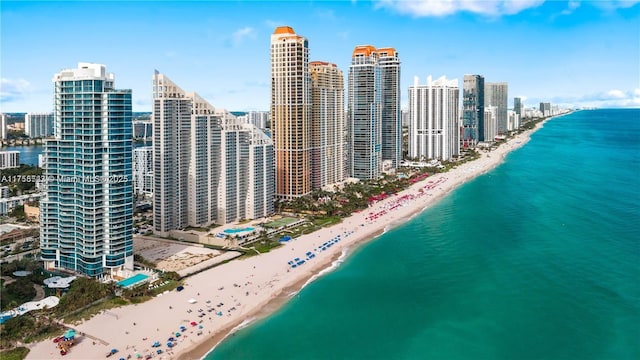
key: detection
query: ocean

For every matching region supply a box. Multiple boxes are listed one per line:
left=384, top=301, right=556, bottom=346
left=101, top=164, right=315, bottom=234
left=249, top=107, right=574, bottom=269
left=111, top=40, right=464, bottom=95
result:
left=206, top=109, right=640, bottom=360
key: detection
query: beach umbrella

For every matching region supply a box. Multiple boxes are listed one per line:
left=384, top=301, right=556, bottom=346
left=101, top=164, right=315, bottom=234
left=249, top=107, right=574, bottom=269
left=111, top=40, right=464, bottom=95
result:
left=135, top=354, right=141, bottom=359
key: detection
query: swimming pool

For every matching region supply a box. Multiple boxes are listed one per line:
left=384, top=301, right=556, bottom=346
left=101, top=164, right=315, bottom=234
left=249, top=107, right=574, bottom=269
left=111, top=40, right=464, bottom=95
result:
left=117, top=273, right=150, bottom=288
left=224, top=227, right=255, bottom=234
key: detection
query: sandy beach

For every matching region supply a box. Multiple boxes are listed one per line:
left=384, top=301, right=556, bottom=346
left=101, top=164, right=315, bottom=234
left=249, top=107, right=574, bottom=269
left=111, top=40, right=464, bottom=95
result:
left=25, top=118, right=553, bottom=360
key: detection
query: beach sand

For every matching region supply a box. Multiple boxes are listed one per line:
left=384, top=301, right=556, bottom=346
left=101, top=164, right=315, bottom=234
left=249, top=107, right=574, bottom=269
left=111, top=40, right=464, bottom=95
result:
left=25, top=119, right=552, bottom=360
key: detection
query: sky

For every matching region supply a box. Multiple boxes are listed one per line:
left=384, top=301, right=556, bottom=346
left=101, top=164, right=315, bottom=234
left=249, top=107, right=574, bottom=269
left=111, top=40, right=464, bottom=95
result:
left=1, top=0, right=639, bottom=113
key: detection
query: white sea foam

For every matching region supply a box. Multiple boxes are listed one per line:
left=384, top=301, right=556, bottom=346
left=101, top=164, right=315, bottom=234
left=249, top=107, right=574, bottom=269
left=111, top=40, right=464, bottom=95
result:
left=287, top=247, right=351, bottom=297
left=200, top=317, right=256, bottom=359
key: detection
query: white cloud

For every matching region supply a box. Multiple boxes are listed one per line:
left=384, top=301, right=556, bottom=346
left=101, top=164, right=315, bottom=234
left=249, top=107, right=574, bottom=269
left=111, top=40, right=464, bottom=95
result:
left=551, top=88, right=640, bottom=108
left=606, top=89, right=626, bottom=99
left=561, top=0, right=581, bottom=15
left=231, top=27, right=255, bottom=46
left=0, top=78, right=30, bottom=103
left=374, top=0, right=545, bottom=17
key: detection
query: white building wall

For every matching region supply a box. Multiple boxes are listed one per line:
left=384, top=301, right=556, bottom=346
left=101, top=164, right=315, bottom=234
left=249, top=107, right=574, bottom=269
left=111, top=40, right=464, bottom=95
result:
left=0, top=151, right=20, bottom=169
left=25, top=113, right=54, bottom=138
left=484, top=106, right=498, bottom=142
left=408, top=75, right=459, bottom=161
left=1, top=114, right=7, bottom=140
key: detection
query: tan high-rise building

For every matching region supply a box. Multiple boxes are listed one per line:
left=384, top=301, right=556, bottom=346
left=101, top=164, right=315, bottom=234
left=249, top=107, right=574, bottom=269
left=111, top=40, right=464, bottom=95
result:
left=270, top=26, right=311, bottom=199
left=310, top=61, right=345, bottom=190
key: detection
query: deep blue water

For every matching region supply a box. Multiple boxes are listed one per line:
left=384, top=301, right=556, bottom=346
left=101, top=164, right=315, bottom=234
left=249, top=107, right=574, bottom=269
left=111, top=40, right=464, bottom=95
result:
left=207, top=109, right=640, bottom=360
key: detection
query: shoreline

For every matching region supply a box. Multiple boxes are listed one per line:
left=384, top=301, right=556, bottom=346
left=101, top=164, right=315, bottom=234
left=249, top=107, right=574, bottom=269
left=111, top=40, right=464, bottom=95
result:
left=25, top=115, right=563, bottom=360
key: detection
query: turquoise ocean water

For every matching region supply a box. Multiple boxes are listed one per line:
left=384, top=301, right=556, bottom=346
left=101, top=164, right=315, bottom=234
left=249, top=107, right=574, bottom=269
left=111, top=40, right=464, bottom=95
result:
left=207, top=109, right=640, bottom=360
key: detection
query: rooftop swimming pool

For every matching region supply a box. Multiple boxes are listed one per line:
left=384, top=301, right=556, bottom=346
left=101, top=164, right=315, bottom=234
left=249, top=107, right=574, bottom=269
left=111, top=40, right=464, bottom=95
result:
left=117, top=273, right=150, bottom=288
left=224, top=227, right=255, bottom=234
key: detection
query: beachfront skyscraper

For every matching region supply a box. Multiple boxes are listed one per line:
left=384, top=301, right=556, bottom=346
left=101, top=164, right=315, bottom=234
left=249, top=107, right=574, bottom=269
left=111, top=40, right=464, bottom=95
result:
left=408, top=75, right=460, bottom=161
left=462, top=74, right=485, bottom=147
left=310, top=61, right=345, bottom=189
left=540, top=102, right=551, bottom=117
left=484, top=82, right=508, bottom=135
left=270, top=26, right=311, bottom=199
left=514, top=97, right=523, bottom=118
left=484, top=105, right=498, bottom=142
left=377, top=48, right=401, bottom=170
left=153, top=72, right=274, bottom=235
left=152, top=72, right=192, bottom=235
left=24, top=113, right=54, bottom=138
left=216, top=112, right=275, bottom=224
left=348, top=45, right=381, bottom=180
left=41, top=63, right=133, bottom=277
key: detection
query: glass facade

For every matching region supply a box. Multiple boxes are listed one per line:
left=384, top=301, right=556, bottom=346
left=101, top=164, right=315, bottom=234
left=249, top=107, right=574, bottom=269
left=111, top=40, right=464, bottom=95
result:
left=41, top=63, right=133, bottom=277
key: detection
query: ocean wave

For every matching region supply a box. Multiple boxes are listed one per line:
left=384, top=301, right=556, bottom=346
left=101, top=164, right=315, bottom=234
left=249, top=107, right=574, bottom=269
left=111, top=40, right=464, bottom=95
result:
left=291, top=247, right=350, bottom=295
left=200, top=317, right=256, bottom=359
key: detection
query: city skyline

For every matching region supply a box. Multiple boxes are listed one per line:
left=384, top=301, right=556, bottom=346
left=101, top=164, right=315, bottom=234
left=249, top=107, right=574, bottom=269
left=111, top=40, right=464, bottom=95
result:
left=1, top=0, right=639, bottom=113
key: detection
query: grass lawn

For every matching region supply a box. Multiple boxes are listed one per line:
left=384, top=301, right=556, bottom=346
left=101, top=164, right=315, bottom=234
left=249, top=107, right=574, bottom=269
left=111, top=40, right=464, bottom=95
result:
left=0, top=347, right=29, bottom=360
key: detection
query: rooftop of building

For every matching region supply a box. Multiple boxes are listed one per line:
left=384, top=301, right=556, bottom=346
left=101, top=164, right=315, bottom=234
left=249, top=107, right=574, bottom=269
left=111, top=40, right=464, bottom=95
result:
left=273, top=26, right=295, bottom=35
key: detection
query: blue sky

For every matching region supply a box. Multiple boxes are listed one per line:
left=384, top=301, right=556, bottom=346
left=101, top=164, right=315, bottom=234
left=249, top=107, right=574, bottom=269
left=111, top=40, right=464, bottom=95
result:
left=1, top=0, right=638, bottom=112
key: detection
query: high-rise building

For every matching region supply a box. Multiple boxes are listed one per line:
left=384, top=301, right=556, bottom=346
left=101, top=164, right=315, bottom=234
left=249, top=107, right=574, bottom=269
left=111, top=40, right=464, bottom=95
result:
left=133, top=120, right=152, bottom=139
left=0, top=114, right=7, bottom=140
left=24, top=113, right=54, bottom=138
left=270, top=26, right=311, bottom=199
left=153, top=72, right=274, bottom=235
left=401, top=109, right=409, bottom=128
left=540, top=102, right=551, bottom=117
left=484, top=105, right=498, bottom=142
left=514, top=97, right=523, bottom=118
left=133, top=146, right=153, bottom=196
left=247, top=111, right=269, bottom=130
left=507, top=110, right=520, bottom=131
left=377, top=48, right=401, bottom=170
left=484, top=82, right=508, bottom=135
left=408, top=75, right=460, bottom=161
left=152, top=72, right=192, bottom=235
left=462, top=74, right=485, bottom=147
left=348, top=45, right=381, bottom=180
left=310, top=61, right=345, bottom=189
left=243, top=123, right=275, bottom=221
left=41, top=62, right=133, bottom=277
left=216, top=115, right=275, bottom=223
left=0, top=151, right=20, bottom=169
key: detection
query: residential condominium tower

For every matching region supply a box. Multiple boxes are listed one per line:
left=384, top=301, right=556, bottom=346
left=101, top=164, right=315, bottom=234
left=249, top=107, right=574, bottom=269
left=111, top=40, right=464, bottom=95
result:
left=377, top=48, right=401, bottom=170
left=153, top=72, right=274, bottom=235
left=24, top=113, right=54, bottom=138
left=462, top=74, right=485, bottom=147
left=216, top=115, right=275, bottom=223
left=514, top=97, right=523, bottom=118
left=270, top=26, right=311, bottom=199
left=133, top=146, right=153, bottom=196
left=41, top=62, right=133, bottom=277
left=484, top=105, right=498, bottom=142
left=484, top=82, right=508, bottom=135
left=310, top=61, right=345, bottom=189
left=348, top=45, right=381, bottom=180
left=408, top=76, right=460, bottom=161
